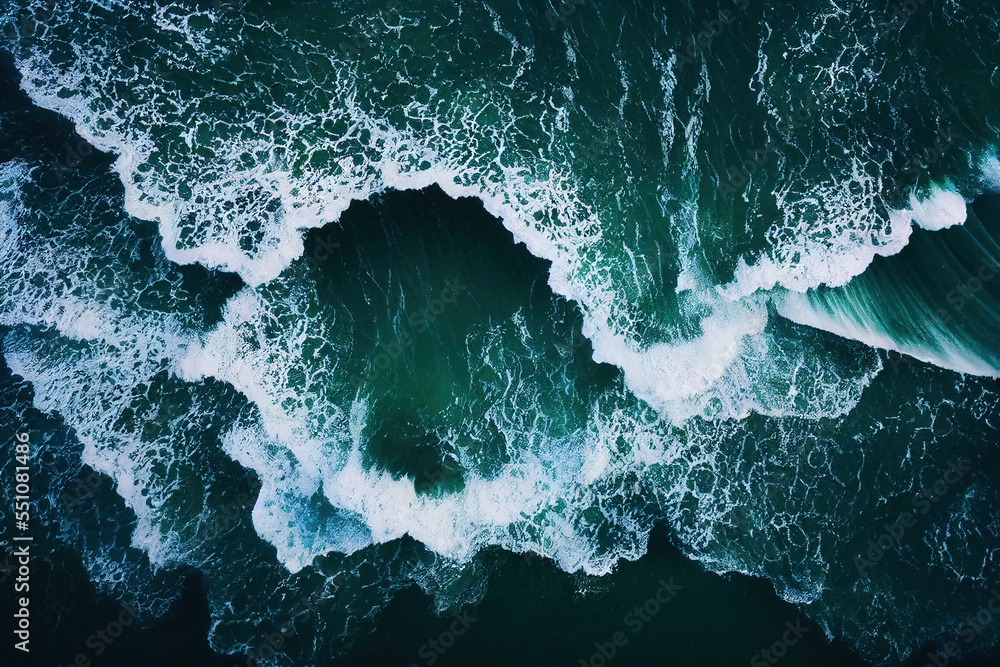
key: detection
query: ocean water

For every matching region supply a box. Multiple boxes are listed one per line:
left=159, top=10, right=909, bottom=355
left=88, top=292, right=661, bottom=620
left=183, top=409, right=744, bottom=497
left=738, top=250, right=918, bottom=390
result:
left=1, top=1, right=999, bottom=666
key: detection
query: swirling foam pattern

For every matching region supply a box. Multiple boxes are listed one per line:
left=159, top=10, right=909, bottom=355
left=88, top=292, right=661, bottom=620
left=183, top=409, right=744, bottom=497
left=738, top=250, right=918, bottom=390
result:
left=1, top=0, right=999, bottom=664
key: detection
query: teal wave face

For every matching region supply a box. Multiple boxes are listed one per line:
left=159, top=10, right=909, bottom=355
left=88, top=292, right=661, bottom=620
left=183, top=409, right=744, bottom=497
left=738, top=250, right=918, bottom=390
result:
left=781, top=192, right=1000, bottom=376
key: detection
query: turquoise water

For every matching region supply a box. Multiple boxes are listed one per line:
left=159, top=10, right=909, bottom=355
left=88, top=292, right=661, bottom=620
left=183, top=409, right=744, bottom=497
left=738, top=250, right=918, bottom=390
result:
left=1, top=1, right=999, bottom=665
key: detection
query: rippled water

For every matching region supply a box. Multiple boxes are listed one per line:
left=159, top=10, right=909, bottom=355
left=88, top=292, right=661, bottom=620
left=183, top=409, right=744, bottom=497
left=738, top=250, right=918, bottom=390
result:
left=1, top=1, right=999, bottom=665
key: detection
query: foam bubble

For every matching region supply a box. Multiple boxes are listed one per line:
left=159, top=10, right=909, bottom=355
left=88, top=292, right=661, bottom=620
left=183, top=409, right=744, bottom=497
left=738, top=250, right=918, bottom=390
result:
left=721, top=163, right=918, bottom=298
left=904, top=186, right=967, bottom=231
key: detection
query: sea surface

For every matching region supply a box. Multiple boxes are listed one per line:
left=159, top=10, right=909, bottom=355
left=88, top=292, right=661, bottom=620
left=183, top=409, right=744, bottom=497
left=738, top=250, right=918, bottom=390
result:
left=1, top=1, right=999, bottom=666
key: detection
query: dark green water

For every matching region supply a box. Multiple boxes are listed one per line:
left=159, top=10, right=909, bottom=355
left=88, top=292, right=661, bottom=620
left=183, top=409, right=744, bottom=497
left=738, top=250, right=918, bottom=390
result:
left=1, top=1, right=999, bottom=666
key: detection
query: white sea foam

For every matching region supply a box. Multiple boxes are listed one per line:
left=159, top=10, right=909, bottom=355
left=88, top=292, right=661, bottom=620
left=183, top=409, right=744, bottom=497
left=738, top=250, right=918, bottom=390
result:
left=982, top=154, right=1000, bottom=191
left=212, top=386, right=667, bottom=575
left=722, top=173, right=970, bottom=300
left=177, top=280, right=667, bottom=575
left=770, top=182, right=998, bottom=378
left=5, top=7, right=1000, bottom=664
left=0, top=28, right=912, bottom=605
left=904, top=187, right=967, bottom=231
left=9, top=0, right=898, bottom=435
left=2, top=13, right=887, bottom=594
